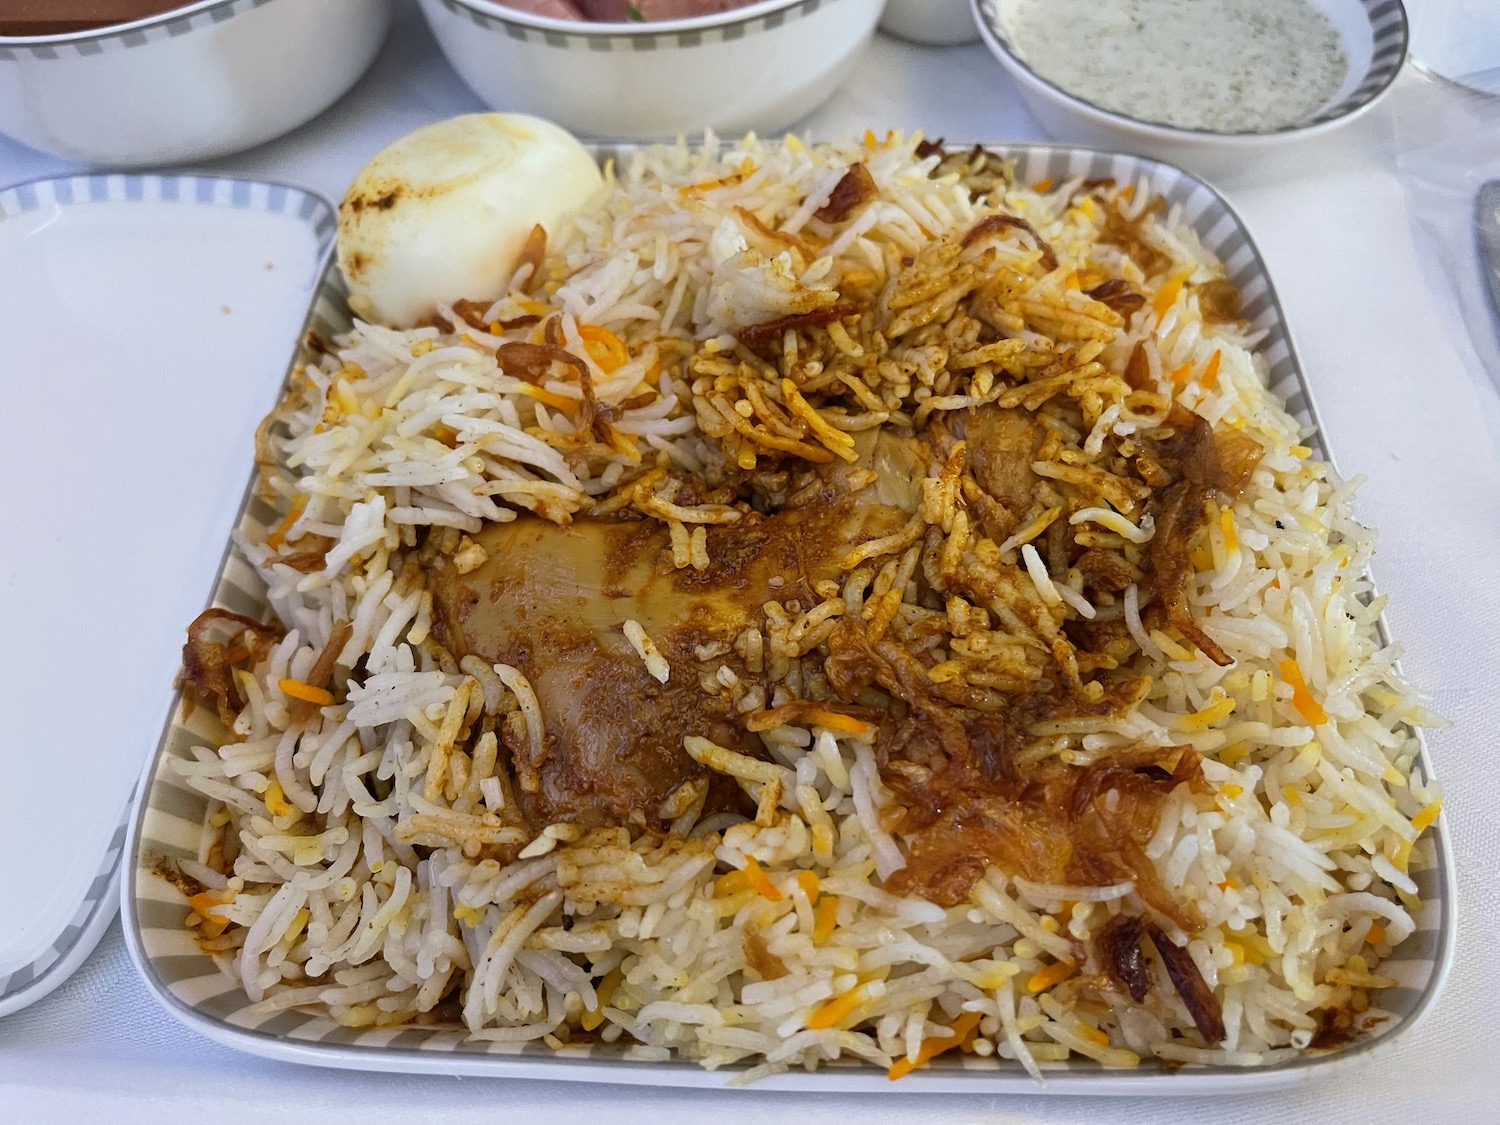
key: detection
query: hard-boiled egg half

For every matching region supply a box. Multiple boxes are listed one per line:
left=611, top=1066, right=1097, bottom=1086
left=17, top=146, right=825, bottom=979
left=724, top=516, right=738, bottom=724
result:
left=337, top=113, right=603, bottom=328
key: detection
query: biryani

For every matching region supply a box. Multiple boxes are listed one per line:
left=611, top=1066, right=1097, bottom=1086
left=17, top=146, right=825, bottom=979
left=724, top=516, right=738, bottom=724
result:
left=169, top=131, right=1445, bottom=1081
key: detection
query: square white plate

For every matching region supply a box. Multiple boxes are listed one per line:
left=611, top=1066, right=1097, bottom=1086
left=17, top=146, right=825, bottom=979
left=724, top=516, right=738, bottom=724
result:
left=121, top=144, right=1455, bottom=1092
left=0, top=173, right=333, bottom=1017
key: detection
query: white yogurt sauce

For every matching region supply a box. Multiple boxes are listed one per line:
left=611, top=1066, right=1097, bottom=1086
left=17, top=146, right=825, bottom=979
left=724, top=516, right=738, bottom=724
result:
left=1003, top=0, right=1349, bottom=133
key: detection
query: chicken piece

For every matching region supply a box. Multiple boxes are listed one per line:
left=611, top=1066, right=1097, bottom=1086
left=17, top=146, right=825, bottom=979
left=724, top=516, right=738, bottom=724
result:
left=856, top=426, right=928, bottom=512
left=427, top=435, right=923, bottom=830
left=1149, top=479, right=1225, bottom=663
left=884, top=732, right=1207, bottom=929
left=947, top=406, right=1047, bottom=542
left=1142, top=411, right=1263, bottom=667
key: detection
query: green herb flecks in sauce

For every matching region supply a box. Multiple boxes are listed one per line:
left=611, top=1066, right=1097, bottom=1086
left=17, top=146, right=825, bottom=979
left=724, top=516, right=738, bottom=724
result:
left=1004, top=0, right=1349, bottom=133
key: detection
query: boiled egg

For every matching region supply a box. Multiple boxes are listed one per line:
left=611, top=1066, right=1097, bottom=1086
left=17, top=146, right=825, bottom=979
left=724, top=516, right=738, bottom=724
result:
left=337, top=113, right=603, bottom=328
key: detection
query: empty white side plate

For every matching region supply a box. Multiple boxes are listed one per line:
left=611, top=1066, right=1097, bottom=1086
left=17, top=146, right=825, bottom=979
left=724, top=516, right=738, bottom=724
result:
left=0, top=174, right=334, bottom=1017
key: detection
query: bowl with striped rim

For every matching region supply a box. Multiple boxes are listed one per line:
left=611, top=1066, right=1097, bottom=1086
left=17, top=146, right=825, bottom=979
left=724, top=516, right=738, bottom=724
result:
left=971, top=0, right=1409, bottom=177
left=415, top=0, right=883, bottom=141
left=0, top=0, right=393, bottom=167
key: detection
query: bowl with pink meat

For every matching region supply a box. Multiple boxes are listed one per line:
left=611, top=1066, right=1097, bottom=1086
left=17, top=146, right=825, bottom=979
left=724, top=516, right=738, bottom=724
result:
left=415, top=0, right=884, bottom=140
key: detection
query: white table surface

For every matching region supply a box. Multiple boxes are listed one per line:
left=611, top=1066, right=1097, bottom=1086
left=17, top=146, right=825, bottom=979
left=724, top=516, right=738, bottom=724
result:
left=2, top=3, right=1498, bottom=1121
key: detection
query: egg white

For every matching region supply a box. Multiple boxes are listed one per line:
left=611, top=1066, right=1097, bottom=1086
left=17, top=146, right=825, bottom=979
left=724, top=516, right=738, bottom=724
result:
left=337, top=113, right=603, bottom=328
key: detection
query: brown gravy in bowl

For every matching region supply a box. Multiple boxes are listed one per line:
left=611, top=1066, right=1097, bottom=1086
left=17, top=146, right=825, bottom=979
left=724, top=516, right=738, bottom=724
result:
left=0, top=1, right=192, bottom=36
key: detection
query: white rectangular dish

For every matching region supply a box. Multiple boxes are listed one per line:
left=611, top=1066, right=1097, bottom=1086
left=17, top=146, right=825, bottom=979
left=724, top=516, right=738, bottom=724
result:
left=121, top=143, right=1455, bottom=1093
left=0, top=172, right=334, bottom=1017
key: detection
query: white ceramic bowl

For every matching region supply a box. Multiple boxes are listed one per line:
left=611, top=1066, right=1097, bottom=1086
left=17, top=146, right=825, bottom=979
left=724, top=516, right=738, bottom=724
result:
left=0, top=0, right=393, bottom=167
left=880, top=0, right=978, bottom=47
left=971, top=0, right=1409, bottom=176
left=416, top=0, right=883, bottom=141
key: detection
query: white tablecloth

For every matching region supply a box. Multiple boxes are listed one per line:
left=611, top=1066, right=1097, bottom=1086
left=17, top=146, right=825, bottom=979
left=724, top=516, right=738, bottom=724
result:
left=3, top=4, right=1498, bottom=1121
